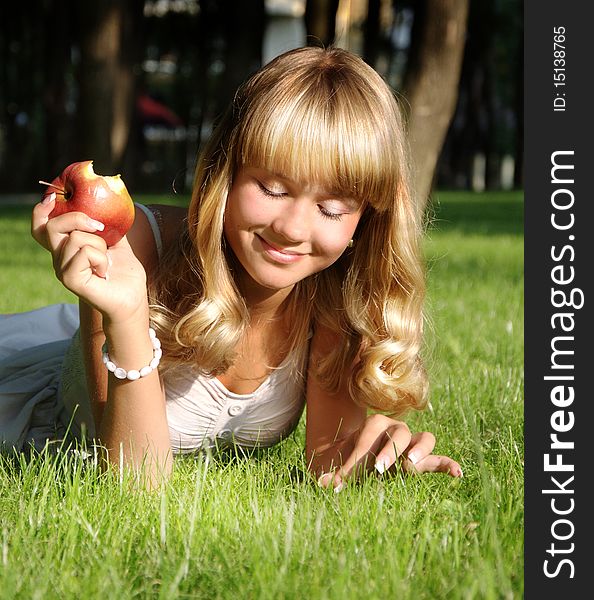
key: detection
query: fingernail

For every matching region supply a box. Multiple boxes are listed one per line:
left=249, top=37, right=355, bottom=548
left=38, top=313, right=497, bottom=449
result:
left=407, top=451, right=420, bottom=465
left=41, top=192, right=56, bottom=205
left=87, top=219, right=105, bottom=231
left=374, top=458, right=387, bottom=474
left=456, top=468, right=463, bottom=478
left=317, top=472, right=333, bottom=488
left=334, top=482, right=345, bottom=493
left=106, top=251, right=113, bottom=268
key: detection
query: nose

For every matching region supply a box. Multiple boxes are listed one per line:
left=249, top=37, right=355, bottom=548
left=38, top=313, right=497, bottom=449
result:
left=270, top=200, right=311, bottom=243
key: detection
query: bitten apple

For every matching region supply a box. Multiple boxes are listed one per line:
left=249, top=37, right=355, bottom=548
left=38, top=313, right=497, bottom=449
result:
left=39, top=160, right=135, bottom=247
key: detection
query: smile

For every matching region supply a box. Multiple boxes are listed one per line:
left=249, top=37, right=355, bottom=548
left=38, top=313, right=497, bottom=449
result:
left=256, top=235, right=306, bottom=264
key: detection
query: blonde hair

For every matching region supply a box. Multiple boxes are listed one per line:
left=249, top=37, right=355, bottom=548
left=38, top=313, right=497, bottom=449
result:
left=149, top=46, right=427, bottom=416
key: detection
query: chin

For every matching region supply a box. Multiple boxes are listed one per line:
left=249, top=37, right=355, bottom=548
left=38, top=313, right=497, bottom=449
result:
left=252, top=273, right=300, bottom=291
left=244, top=264, right=305, bottom=292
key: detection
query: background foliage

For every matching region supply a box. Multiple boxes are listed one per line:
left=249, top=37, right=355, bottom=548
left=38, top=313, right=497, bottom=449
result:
left=0, top=0, right=522, bottom=197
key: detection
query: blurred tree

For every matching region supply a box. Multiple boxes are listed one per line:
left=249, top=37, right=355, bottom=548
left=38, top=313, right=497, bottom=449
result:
left=0, top=2, right=53, bottom=191
left=0, top=0, right=520, bottom=196
left=402, top=0, right=469, bottom=207
left=76, top=0, right=145, bottom=174
left=363, top=0, right=381, bottom=66
left=41, top=1, right=75, bottom=181
left=436, top=0, right=522, bottom=191
left=305, top=0, right=340, bottom=46
left=215, top=0, right=266, bottom=119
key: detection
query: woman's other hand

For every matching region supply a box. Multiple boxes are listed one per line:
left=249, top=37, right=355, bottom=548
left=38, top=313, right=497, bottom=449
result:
left=316, top=414, right=462, bottom=491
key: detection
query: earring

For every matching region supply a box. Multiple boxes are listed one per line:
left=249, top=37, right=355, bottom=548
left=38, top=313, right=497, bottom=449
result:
left=347, top=239, right=354, bottom=248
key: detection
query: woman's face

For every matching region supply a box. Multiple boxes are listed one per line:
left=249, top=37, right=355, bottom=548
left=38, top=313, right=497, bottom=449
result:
left=223, top=167, right=363, bottom=296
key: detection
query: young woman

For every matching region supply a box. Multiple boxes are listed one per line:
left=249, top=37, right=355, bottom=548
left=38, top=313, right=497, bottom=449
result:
left=2, top=46, right=461, bottom=488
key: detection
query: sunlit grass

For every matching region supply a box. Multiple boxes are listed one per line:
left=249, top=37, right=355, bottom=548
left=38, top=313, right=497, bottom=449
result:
left=0, top=190, right=523, bottom=599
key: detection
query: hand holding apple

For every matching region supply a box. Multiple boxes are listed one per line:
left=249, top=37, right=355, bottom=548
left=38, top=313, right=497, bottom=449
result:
left=32, top=183, right=148, bottom=323
left=39, top=160, right=135, bottom=247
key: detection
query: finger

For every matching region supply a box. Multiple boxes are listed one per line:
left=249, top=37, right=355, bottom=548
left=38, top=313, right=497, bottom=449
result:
left=373, top=422, right=415, bottom=474
left=45, top=211, right=105, bottom=254
left=404, top=454, right=463, bottom=477
left=31, top=193, right=57, bottom=249
left=317, top=472, right=337, bottom=490
left=336, top=415, right=411, bottom=486
left=59, top=244, right=111, bottom=291
left=58, top=233, right=109, bottom=279
left=59, top=229, right=108, bottom=262
left=402, top=431, right=436, bottom=467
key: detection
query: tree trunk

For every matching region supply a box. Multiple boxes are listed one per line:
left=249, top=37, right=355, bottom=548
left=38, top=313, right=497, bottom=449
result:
left=76, top=0, right=143, bottom=175
left=403, top=0, right=469, bottom=209
left=305, top=0, right=340, bottom=46
left=43, top=0, right=76, bottom=179
left=216, top=0, right=266, bottom=119
left=363, top=0, right=381, bottom=66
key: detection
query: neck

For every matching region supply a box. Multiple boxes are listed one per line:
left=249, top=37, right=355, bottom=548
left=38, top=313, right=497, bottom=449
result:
left=243, top=284, right=295, bottom=322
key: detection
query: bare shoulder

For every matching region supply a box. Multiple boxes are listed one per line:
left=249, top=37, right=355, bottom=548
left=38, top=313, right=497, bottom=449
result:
left=127, top=203, right=187, bottom=276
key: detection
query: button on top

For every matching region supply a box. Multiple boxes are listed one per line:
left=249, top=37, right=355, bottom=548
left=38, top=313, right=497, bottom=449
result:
left=228, top=404, right=243, bottom=416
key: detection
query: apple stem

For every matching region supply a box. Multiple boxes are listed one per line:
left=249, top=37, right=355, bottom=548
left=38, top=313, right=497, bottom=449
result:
left=38, top=180, right=65, bottom=194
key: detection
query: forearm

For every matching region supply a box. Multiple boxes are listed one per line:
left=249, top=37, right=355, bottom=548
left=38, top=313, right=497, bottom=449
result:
left=98, top=307, right=172, bottom=484
left=305, top=325, right=368, bottom=478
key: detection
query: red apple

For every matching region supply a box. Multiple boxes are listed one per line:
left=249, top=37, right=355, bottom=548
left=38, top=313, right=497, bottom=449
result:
left=39, top=160, right=135, bottom=247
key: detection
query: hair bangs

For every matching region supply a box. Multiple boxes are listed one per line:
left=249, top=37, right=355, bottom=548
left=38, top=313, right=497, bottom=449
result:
left=236, top=76, right=400, bottom=211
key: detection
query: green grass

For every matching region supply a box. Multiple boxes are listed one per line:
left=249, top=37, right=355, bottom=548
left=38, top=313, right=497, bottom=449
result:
left=0, top=190, right=524, bottom=599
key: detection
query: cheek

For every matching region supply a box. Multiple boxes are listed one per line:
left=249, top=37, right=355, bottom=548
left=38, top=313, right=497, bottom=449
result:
left=327, top=217, right=360, bottom=247
left=226, top=194, right=267, bottom=230
left=322, top=238, right=348, bottom=257
left=315, top=226, right=357, bottom=261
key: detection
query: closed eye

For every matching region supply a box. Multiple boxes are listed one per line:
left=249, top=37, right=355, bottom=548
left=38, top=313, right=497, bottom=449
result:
left=318, top=206, right=343, bottom=221
left=257, top=181, right=287, bottom=198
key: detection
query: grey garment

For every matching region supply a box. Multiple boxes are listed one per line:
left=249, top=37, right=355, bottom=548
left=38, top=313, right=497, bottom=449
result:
left=0, top=304, right=79, bottom=453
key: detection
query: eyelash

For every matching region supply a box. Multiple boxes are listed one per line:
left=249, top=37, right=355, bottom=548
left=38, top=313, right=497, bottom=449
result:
left=258, top=182, right=286, bottom=198
left=318, top=208, right=343, bottom=221
left=257, top=181, right=343, bottom=221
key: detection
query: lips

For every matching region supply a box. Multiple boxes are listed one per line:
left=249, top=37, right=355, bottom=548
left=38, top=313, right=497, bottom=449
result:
left=257, top=235, right=306, bottom=264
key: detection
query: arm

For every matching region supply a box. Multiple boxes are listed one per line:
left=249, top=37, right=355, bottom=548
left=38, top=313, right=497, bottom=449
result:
left=32, top=198, right=176, bottom=486
left=305, top=326, right=366, bottom=474
left=79, top=203, right=162, bottom=433
left=306, top=326, right=462, bottom=490
left=96, top=205, right=174, bottom=484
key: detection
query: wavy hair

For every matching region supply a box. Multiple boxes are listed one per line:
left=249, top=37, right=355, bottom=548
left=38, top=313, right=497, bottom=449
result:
left=149, top=46, right=428, bottom=415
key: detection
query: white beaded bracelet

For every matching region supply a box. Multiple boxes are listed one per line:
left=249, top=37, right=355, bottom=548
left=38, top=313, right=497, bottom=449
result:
left=102, top=327, right=162, bottom=381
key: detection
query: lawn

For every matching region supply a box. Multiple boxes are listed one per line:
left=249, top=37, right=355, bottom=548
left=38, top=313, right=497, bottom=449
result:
left=0, top=190, right=524, bottom=599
